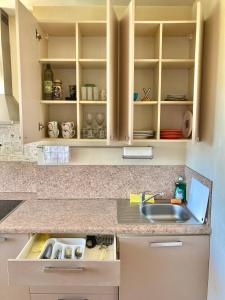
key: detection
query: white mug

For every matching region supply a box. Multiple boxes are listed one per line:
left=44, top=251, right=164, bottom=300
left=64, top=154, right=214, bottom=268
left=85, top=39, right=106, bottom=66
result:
left=100, top=89, right=107, bottom=101
left=61, top=122, right=75, bottom=139
left=48, top=121, right=59, bottom=138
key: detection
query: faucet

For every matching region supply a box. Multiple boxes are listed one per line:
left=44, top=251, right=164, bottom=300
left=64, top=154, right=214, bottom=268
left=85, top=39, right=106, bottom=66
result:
left=140, top=191, right=164, bottom=207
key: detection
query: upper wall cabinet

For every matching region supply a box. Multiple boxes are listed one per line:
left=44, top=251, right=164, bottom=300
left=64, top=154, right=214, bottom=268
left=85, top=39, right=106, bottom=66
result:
left=119, top=0, right=203, bottom=144
left=15, top=0, right=118, bottom=145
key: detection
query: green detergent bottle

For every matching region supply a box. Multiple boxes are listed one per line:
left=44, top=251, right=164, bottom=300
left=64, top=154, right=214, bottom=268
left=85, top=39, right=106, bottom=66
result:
left=174, top=176, right=186, bottom=202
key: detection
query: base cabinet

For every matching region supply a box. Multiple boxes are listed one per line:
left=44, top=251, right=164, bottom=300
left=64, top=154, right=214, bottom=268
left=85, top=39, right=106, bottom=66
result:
left=0, top=234, right=30, bottom=300
left=119, top=235, right=209, bottom=300
left=31, top=294, right=117, bottom=300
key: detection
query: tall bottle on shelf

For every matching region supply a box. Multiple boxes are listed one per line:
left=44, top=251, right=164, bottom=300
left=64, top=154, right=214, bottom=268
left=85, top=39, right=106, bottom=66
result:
left=43, top=64, right=54, bottom=100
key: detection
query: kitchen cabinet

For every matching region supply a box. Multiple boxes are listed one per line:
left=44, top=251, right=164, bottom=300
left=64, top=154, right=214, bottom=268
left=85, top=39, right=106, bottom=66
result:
left=119, top=235, right=209, bottom=300
left=30, top=294, right=117, bottom=300
left=8, top=233, right=120, bottom=287
left=15, top=0, right=118, bottom=145
left=119, top=0, right=203, bottom=143
left=0, top=233, right=29, bottom=300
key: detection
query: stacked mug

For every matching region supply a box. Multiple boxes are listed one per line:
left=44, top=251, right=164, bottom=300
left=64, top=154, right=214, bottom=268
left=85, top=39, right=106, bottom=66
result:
left=47, top=121, right=75, bottom=139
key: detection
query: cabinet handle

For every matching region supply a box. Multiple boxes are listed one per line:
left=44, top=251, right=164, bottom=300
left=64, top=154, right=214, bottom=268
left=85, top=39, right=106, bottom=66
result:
left=149, top=241, right=183, bottom=248
left=43, top=266, right=85, bottom=273
left=0, top=237, right=7, bottom=242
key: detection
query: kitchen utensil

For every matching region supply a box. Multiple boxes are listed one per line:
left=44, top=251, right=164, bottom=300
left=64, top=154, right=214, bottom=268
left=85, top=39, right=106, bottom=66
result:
left=61, top=122, right=75, bottom=139
left=87, top=86, right=93, bottom=100
left=93, top=87, right=99, bottom=100
left=182, top=111, right=193, bottom=138
left=133, top=91, right=139, bottom=101
left=53, top=79, right=63, bottom=100
left=86, top=236, right=97, bottom=248
left=41, top=243, right=53, bottom=259
left=100, top=89, right=107, bottom=101
left=187, top=178, right=210, bottom=224
left=81, top=86, right=87, bottom=100
left=54, top=248, right=62, bottom=259
left=142, top=88, right=151, bottom=101
left=69, top=85, right=76, bottom=100
left=64, top=246, right=72, bottom=259
left=48, top=121, right=59, bottom=138
left=75, top=246, right=82, bottom=259
left=96, top=235, right=114, bottom=247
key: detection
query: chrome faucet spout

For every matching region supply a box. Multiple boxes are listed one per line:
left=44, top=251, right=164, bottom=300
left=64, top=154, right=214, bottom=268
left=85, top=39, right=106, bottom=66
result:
left=140, top=191, right=164, bottom=206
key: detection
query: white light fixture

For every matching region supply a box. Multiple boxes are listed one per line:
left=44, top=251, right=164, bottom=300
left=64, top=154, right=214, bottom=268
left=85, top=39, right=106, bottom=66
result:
left=122, top=147, right=153, bottom=159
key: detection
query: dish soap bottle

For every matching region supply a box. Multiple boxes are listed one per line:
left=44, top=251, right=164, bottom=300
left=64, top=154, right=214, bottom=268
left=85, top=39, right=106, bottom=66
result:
left=174, top=176, right=186, bottom=202
left=43, top=64, right=53, bottom=100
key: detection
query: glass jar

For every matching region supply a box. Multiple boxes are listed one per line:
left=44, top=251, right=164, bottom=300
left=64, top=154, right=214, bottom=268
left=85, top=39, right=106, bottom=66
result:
left=53, top=80, right=63, bottom=100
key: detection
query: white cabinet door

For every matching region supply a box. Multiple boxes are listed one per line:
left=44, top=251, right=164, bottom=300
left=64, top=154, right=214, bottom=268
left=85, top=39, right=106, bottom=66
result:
left=0, top=233, right=29, bottom=300
left=15, top=0, right=46, bottom=143
left=119, top=235, right=209, bottom=300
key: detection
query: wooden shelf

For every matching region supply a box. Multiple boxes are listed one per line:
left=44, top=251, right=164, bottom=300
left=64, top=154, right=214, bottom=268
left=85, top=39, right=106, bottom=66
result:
left=80, top=101, right=107, bottom=104
left=162, top=59, right=195, bottom=69
left=40, top=100, right=77, bottom=104
left=134, top=101, right=158, bottom=105
left=79, top=59, right=106, bottom=69
left=39, top=59, right=76, bottom=69
left=134, top=59, right=159, bottom=68
left=161, top=101, right=193, bottom=105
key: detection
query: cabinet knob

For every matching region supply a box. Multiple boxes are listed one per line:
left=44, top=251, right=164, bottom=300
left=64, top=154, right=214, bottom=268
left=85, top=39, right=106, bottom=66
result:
left=38, top=123, right=45, bottom=131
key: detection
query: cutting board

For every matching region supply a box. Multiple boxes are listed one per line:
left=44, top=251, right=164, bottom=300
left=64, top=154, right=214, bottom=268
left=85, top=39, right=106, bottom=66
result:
left=187, top=178, right=210, bottom=224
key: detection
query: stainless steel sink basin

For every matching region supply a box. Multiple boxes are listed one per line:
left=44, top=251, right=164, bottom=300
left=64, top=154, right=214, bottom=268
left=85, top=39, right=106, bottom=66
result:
left=141, top=204, right=191, bottom=223
left=117, top=200, right=201, bottom=224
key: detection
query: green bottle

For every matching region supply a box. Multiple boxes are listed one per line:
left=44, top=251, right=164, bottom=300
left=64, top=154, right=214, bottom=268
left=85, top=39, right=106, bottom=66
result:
left=174, top=176, right=186, bottom=202
left=43, top=64, right=53, bottom=100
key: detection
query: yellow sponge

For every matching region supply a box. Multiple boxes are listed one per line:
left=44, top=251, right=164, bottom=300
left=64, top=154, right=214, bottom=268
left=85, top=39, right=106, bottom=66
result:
left=130, top=193, right=155, bottom=204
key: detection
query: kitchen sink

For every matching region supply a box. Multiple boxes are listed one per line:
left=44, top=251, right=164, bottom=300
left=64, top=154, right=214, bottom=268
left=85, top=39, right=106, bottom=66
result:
left=117, top=200, right=201, bottom=224
left=141, top=204, right=191, bottom=223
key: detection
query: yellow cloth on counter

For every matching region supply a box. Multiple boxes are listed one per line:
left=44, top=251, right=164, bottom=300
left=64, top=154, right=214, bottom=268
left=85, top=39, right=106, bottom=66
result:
left=130, top=193, right=155, bottom=204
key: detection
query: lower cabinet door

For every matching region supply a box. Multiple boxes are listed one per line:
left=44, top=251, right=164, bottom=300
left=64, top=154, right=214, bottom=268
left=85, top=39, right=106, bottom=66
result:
left=119, top=235, right=209, bottom=300
left=30, top=294, right=118, bottom=300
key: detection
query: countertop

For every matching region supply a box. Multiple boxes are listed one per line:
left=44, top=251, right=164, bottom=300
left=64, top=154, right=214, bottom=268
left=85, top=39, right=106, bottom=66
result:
left=0, top=199, right=210, bottom=235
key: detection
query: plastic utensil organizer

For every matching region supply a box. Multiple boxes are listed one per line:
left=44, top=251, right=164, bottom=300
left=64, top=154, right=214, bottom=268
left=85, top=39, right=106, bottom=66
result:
left=39, top=238, right=86, bottom=260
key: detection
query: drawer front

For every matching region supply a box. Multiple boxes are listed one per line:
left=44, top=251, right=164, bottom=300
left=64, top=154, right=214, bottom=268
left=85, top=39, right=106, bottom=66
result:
left=8, top=234, right=120, bottom=287
left=31, top=294, right=118, bottom=300
left=8, top=259, right=120, bottom=287
left=0, top=234, right=29, bottom=284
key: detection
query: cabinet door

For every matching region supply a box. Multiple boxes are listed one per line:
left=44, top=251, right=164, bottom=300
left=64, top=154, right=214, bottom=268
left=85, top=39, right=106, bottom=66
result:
left=106, top=0, right=118, bottom=143
left=15, top=0, right=46, bottom=143
left=192, top=0, right=203, bottom=142
left=0, top=233, right=29, bottom=300
left=120, top=235, right=209, bottom=300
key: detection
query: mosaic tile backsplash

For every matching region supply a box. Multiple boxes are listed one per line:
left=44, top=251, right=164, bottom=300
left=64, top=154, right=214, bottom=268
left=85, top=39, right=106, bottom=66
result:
left=0, top=124, right=38, bottom=162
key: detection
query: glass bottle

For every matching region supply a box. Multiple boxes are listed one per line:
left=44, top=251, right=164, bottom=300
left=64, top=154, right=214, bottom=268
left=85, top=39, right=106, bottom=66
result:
left=43, top=64, right=53, bottom=100
left=174, top=176, right=186, bottom=202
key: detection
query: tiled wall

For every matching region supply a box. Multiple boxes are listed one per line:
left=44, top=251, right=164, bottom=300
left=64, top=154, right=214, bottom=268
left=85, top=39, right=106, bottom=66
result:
left=0, top=124, right=37, bottom=162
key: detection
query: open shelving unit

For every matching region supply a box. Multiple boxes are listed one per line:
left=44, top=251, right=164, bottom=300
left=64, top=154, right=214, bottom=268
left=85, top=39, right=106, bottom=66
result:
left=16, top=0, right=118, bottom=144
left=119, top=0, right=203, bottom=143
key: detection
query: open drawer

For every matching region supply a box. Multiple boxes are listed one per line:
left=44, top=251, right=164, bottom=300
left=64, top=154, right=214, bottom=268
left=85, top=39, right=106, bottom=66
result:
left=8, top=233, right=120, bottom=287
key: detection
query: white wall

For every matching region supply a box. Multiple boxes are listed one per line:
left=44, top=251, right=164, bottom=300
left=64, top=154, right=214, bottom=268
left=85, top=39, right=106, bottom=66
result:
left=186, top=0, right=225, bottom=299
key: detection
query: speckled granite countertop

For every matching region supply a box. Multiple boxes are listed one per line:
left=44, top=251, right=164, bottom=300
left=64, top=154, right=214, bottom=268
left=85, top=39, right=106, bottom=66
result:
left=0, top=200, right=210, bottom=235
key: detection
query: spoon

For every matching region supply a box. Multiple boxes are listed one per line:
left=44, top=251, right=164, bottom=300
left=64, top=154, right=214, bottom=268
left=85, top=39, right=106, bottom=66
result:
left=75, top=246, right=82, bottom=259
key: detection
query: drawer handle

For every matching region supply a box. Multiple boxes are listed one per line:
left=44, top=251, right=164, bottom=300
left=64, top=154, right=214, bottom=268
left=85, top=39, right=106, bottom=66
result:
left=43, top=266, right=85, bottom=273
left=150, top=241, right=183, bottom=248
left=0, top=237, right=7, bottom=242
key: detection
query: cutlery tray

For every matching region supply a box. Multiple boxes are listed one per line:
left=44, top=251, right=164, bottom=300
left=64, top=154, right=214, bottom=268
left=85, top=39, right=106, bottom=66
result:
left=39, top=238, right=86, bottom=260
